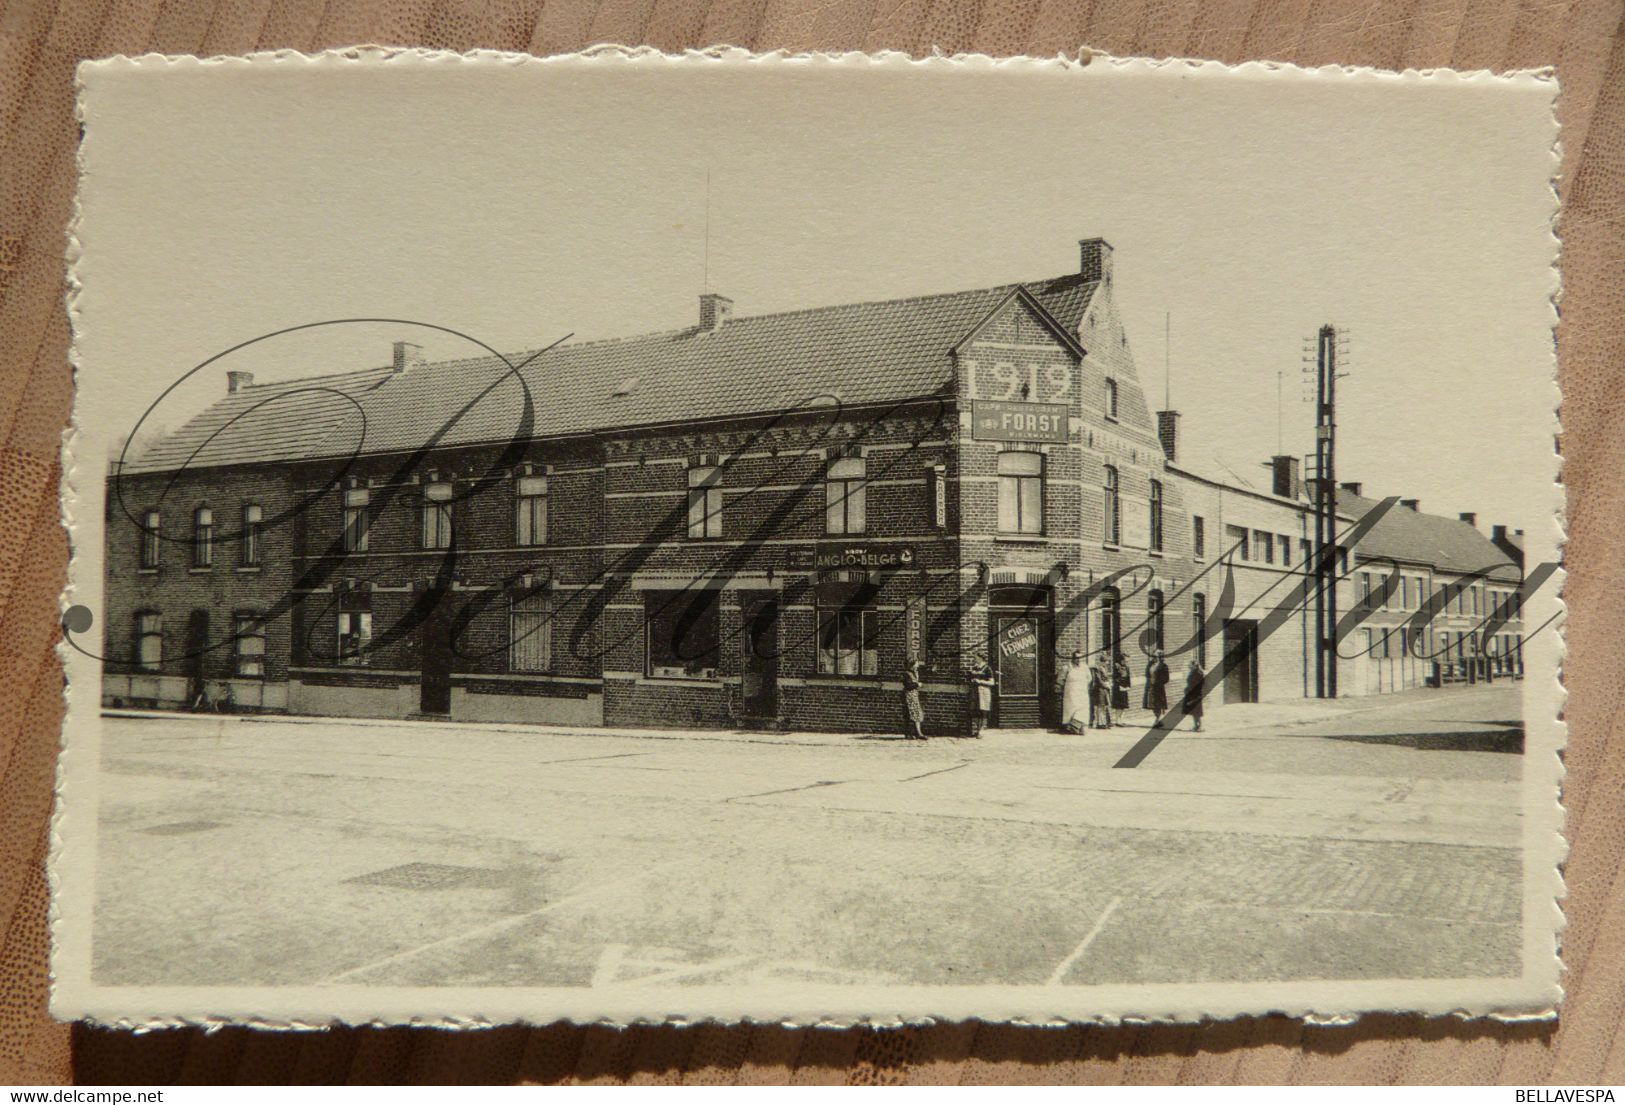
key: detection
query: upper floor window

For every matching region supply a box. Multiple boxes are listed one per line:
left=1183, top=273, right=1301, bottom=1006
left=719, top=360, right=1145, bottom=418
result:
left=687, top=465, right=723, bottom=539
left=342, top=487, right=370, bottom=552
left=998, top=451, right=1044, bottom=535
left=1192, top=515, right=1205, bottom=559
left=421, top=481, right=453, bottom=549
left=135, top=611, right=162, bottom=671
left=139, top=510, right=160, bottom=569
left=1149, top=480, right=1163, bottom=552
left=516, top=474, right=548, bottom=546
left=509, top=591, right=552, bottom=672
left=1361, top=571, right=1373, bottom=605
left=1279, top=534, right=1294, bottom=567
left=233, top=613, right=265, bottom=678
left=1254, top=530, right=1274, bottom=565
left=192, top=507, right=214, bottom=568
left=1103, top=466, right=1121, bottom=545
left=825, top=455, right=867, bottom=535
left=1105, top=378, right=1119, bottom=419
left=1225, top=524, right=1249, bottom=560
left=241, top=504, right=262, bottom=567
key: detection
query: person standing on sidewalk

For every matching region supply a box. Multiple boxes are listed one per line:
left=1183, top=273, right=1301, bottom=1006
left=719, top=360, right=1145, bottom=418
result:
left=966, top=653, right=996, bottom=737
left=1182, top=658, right=1205, bottom=732
left=1112, top=652, right=1132, bottom=716
left=1057, top=650, right=1090, bottom=734
left=1145, top=651, right=1170, bottom=726
left=1090, top=655, right=1113, bottom=728
left=902, top=658, right=927, bottom=740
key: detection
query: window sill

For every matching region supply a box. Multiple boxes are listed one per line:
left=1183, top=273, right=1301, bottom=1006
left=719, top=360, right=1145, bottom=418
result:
left=1148, top=550, right=1164, bottom=559
left=138, top=567, right=158, bottom=575
left=188, top=567, right=213, bottom=574
left=236, top=566, right=262, bottom=574
left=994, top=535, right=1047, bottom=545
left=1102, top=543, right=1121, bottom=552
left=808, top=672, right=882, bottom=682
left=643, top=673, right=722, bottom=683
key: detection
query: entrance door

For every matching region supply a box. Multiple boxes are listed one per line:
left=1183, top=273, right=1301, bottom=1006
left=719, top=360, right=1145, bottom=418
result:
left=1222, top=619, right=1259, bottom=704
left=740, top=594, right=779, bottom=720
left=419, top=586, right=455, bottom=715
left=988, top=586, right=1055, bottom=727
left=185, top=609, right=209, bottom=707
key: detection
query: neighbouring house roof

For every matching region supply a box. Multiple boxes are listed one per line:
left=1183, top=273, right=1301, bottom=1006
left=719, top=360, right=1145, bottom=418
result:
left=123, top=273, right=1100, bottom=475
left=1338, top=491, right=1518, bottom=578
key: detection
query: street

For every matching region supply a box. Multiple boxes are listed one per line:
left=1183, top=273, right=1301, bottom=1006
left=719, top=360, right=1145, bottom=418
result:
left=92, top=685, right=1524, bottom=989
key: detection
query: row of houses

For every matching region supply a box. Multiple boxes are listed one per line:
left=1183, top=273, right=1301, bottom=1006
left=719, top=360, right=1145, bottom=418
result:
left=100, top=237, right=1525, bottom=735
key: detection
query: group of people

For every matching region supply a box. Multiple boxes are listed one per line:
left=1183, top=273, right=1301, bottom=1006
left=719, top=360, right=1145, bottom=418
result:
left=907, top=648, right=1209, bottom=740
left=1057, top=650, right=1205, bottom=735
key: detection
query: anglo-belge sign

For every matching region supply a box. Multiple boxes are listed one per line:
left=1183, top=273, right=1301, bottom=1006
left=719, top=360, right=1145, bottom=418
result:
left=971, top=399, right=1070, bottom=443
left=787, top=544, right=919, bottom=570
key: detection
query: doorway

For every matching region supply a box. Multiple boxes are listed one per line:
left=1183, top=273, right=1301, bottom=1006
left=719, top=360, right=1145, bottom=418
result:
left=1222, top=618, right=1259, bottom=704
left=419, top=586, right=455, bottom=715
left=184, top=608, right=209, bottom=708
left=988, top=585, right=1054, bottom=728
left=740, top=593, right=780, bottom=720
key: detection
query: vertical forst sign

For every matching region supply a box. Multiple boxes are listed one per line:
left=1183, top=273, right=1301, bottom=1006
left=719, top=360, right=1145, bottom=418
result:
left=905, top=597, right=926, bottom=666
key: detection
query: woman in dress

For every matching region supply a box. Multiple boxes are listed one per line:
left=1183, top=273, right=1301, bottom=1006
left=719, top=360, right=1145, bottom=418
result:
left=1112, top=652, right=1132, bottom=715
left=1182, top=657, right=1205, bottom=732
left=902, top=658, right=927, bottom=740
left=1144, top=650, right=1171, bottom=726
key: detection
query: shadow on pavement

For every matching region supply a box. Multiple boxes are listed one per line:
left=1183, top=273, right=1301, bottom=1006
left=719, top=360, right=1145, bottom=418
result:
left=1319, top=724, right=1524, bottom=754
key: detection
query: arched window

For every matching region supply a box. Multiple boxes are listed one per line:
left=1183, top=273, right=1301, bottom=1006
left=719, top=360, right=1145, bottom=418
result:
left=192, top=507, right=213, bottom=568
left=997, top=452, right=1044, bottom=535
left=1103, top=466, right=1120, bottom=545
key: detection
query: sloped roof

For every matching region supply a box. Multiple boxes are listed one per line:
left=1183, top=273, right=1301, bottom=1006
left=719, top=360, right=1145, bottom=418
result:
left=123, top=273, right=1099, bottom=474
left=1338, top=491, right=1518, bottom=577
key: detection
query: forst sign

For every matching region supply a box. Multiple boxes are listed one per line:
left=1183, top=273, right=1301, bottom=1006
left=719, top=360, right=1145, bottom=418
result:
left=971, top=400, right=1070, bottom=444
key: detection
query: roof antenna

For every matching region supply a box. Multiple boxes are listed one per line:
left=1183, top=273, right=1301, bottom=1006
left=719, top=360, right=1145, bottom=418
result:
left=1163, top=311, right=1171, bottom=409
left=702, top=169, right=711, bottom=295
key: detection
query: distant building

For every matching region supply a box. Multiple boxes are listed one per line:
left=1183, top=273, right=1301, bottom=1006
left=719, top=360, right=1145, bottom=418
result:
left=101, top=237, right=1523, bottom=734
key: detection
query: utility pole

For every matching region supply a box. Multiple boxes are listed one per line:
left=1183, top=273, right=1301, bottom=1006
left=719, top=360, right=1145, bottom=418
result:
left=1309, top=323, right=1342, bottom=698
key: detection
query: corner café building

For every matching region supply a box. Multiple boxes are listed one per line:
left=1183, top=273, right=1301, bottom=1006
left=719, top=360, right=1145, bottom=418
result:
left=102, top=237, right=1523, bottom=736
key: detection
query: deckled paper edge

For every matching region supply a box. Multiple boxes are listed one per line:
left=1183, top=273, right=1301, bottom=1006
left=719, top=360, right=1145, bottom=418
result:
left=49, top=45, right=1567, bottom=1032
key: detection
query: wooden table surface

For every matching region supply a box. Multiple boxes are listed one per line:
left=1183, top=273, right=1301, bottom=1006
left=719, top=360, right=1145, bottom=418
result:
left=3, top=0, right=1622, bottom=1084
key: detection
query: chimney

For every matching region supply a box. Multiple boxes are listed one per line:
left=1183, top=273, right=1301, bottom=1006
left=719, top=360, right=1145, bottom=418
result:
left=1339, top=481, right=1362, bottom=496
left=699, top=293, right=733, bottom=331
left=1155, top=410, right=1179, bottom=463
left=1271, top=455, right=1301, bottom=499
left=393, top=341, right=425, bottom=373
left=1078, top=238, right=1114, bottom=284
left=1492, top=524, right=1507, bottom=543
left=1400, top=498, right=1419, bottom=511
left=226, top=371, right=254, bottom=393
left=1458, top=511, right=1477, bottom=527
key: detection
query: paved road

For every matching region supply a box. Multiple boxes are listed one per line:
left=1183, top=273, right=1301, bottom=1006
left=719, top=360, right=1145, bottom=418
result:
left=92, top=685, right=1524, bottom=989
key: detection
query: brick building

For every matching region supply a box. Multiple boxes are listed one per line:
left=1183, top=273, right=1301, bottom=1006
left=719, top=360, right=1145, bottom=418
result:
left=101, top=236, right=1523, bottom=734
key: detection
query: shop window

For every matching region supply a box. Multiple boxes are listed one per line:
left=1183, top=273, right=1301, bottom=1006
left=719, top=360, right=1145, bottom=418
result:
left=509, top=591, right=552, bottom=672
left=337, top=610, right=372, bottom=666
left=1225, top=524, right=1249, bottom=560
left=1102, top=466, right=1120, bottom=545
left=1192, top=515, right=1204, bottom=559
left=140, top=510, right=160, bottom=568
left=998, top=452, right=1044, bottom=535
left=646, top=589, right=720, bottom=678
left=1149, top=480, right=1163, bottom=552
left=421, top=481, right=453, bottom=549
left=826, top=455, right=867, bottom=535
left=342, top=487, right=370, bottom=552
left=192, top=506, right=214, bottom=568
left=687, top=466, right=723, bottom=539
left=233, top=613, right=265, bottom=677
left=515, top=475, right=548, bottom=546
left=135, top=611, right=162, bottom=671
left=818, top=590, right=879, bottom=676
left=241, top=504, right=262, bottom=567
